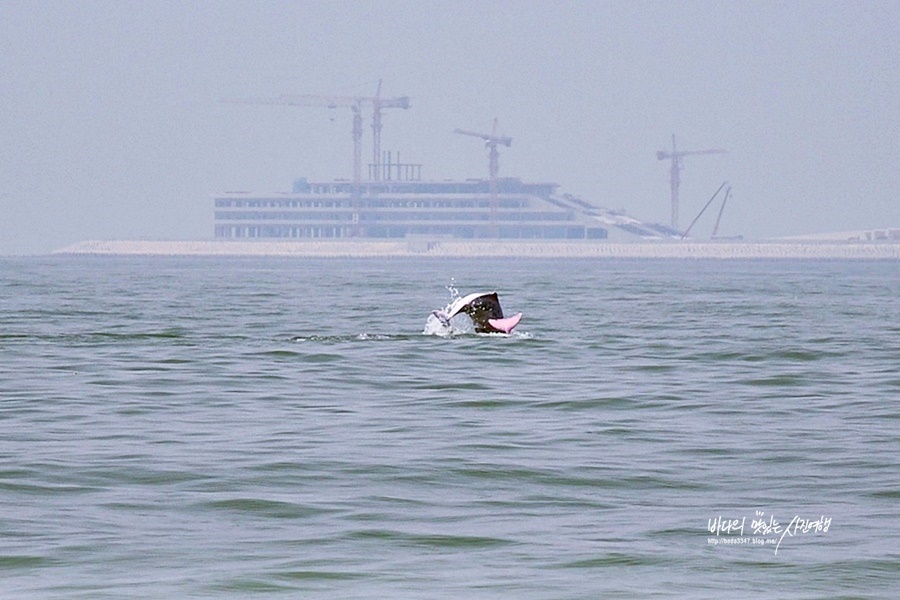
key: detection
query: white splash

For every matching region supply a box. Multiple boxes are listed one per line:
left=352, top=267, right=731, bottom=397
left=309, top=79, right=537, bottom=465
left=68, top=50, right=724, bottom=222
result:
left=422, top=279, right=472, bottom=336
left=446, top=278, right=460, bottom=303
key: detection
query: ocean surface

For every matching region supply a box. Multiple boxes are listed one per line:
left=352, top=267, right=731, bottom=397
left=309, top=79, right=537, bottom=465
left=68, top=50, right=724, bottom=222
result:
left=1, top=256, right=898, bottom=599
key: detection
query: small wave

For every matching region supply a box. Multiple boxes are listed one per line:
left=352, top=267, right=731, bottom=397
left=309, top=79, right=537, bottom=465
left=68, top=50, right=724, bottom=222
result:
left=289, top=333, right=417, bottom=343
left=200, top=498, right=330, bottom=519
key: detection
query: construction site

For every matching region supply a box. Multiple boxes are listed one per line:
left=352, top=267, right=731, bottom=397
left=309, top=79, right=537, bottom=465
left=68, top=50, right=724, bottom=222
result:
left=215, top=82, right=728, bottom=242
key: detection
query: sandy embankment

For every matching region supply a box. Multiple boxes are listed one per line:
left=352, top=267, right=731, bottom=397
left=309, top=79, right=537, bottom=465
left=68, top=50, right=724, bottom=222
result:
left=52, top=239, right=900, bottom=259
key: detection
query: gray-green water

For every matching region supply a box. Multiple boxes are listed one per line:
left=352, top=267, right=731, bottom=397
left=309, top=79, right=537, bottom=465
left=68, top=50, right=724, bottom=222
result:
left=2, top=257, right=898, bottom=598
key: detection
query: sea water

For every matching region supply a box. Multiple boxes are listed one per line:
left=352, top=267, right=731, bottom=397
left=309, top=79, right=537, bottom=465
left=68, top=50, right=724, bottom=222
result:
left=1, top=256, right=898, bottom=598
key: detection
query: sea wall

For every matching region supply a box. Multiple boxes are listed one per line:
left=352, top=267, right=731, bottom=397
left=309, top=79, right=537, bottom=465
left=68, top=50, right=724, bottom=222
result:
left=53, top=240, right=900, bottom=260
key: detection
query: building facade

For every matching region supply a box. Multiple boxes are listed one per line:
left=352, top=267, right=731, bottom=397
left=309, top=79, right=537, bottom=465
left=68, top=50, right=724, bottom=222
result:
left=214, top=178, right=610, bottom=240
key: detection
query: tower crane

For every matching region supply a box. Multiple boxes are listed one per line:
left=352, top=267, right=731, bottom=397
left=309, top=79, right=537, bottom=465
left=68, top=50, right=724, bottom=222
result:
left=454, top=119, right=513, bottom=233
left=657, top=134, right=726, bottom=230
left=454, top=118, right=512, bottom=180
left=225, top=81, right=410, bottom=184
left=367, top=82, right=411, bottom=181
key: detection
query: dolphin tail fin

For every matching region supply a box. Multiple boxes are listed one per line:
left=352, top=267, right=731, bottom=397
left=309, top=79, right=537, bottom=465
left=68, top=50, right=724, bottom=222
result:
left=487, top=312, right=522, bottom=334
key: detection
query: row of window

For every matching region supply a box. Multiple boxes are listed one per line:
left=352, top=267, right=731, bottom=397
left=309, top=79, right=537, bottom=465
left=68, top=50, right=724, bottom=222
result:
left=215, top=224, right=605, bottom=240
left=215, top=198, right=530, bottom=209
left=216, top=225, right=345, bottom=238
left=215, top=210, right=572, bottom=223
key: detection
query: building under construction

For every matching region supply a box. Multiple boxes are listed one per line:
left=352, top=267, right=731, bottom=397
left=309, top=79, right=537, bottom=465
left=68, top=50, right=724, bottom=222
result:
left=218, top=177, right=599, bottom=240
left=213, top=176, right=681, bottom=241
left=216, top=83, right=685, bottom=242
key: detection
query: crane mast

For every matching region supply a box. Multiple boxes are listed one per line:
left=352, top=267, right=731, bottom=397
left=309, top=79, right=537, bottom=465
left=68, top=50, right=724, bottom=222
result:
left=225, top=80, right=409, bottom=185
left=454, top=118, right=512, bottom=179
left=454, top=118, right=513, bottom=234
left=656, top=134, right=726, bottom=230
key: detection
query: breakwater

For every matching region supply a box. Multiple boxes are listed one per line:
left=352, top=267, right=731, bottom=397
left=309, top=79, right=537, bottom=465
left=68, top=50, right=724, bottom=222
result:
left=52, top=239, right=900, bottom=259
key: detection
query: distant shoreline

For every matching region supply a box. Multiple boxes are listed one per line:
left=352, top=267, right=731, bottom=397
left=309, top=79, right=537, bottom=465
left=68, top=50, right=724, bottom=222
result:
left=51, top=240, right=900, bottom=260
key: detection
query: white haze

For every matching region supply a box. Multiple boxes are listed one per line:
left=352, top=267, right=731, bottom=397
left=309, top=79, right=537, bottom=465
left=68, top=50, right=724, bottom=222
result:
left=1, top=0, right=897, bottom=254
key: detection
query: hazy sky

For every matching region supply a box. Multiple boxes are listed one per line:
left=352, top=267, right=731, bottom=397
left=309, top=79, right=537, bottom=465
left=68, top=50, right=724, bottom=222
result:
left=1, top=0, right=897, bottom=254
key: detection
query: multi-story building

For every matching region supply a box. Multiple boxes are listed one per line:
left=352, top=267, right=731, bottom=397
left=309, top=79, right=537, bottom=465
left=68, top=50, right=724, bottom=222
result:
left=214, top=177, right=616, bottom=240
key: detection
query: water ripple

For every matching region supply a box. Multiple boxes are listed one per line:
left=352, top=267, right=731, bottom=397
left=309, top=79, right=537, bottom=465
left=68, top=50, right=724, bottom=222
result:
left=1, top=257, right=898, bottom=598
